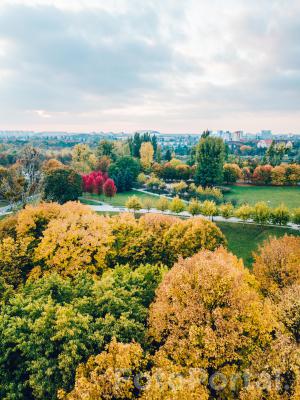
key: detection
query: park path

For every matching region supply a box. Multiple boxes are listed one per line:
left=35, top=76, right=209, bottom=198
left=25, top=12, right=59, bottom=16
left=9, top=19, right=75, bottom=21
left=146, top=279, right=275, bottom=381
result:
left=0, top=201, right=299, bottom=231
left=88, top=203, right=300, bottom=231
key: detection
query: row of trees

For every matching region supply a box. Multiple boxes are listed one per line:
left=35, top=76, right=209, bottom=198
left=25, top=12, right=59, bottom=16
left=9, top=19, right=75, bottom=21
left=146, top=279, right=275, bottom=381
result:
left=224, top=162, right=300, bottom=185
left=124, top=195, right=300, bottom=226
left=0, top=202, right=299, bottom=399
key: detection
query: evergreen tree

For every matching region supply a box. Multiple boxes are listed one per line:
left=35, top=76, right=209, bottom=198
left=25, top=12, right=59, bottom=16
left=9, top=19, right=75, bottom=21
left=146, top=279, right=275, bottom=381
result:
left=195, top=133, right=225, bottom=187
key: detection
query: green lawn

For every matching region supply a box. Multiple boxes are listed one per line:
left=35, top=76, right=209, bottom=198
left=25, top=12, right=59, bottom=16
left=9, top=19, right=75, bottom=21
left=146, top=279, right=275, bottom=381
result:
left=223, top=185, right=300, bottom=208
left=81, top=190, right=161, bottom=207
left=216, top=221, right=299, bottom=267
left=0, top=200, right=8, bottom=207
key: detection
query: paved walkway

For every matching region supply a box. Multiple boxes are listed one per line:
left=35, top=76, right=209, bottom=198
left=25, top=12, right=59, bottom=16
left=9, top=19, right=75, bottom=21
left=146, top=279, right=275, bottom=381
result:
left=0, top=202, right=298, bottom=231
left=89, top=203, right=300, bottom=231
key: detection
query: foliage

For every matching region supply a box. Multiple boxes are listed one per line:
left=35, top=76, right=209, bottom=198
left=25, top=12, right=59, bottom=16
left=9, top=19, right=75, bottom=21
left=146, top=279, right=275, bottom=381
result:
left=277, top=285, right=300, bottom=343
left=170, top=180, right=188, bottom=194
left=219, top=202, right=234, bottom=218
left=252, top=164, right=273, bottom=184
left=71, top=144, right=93, bottom=173
left=169, top=196, right=185, bottom=213
left=293, top=208, right=300, bottom=225
left=200, top=200, right=217, bottom=219
left=42, top=158, right=64, bottom=173
left=140, top=142, right=154, bottom=170
left=223, top=163, right=242, bottom=184
left=125, top=195, right=142, bottom=213
left=253, top=235, right=300, bottom=298
left=195, top=135, right=225, bottom=187
left=108, top=156, right=140, bottom=192
left=59, top=339, right=145, bottom=400
left=0, top=264, right=164, bottom=400
left=270, top=203, right=290, bottom=225
left=148, top=248, right=280, bottom=399
left=43, top=168, right=83, bottom=204
left=103, top=178, right=117, bottom=198
left=107, top=213, right=226, bottom=268
left=82, top=170, right=108, bottom=195
left=252, top=201, right=271, bottom=225
left=234, top=204, right=253, bottom=222
left=143, top=198, right=153, bottom=212
left=34, top=204, right=112, bottom=278
left=156, top=196, right=170, bottom=212
left=96, top=140, right=116, bottom=161
left=187, top=198, right=202, bottom=216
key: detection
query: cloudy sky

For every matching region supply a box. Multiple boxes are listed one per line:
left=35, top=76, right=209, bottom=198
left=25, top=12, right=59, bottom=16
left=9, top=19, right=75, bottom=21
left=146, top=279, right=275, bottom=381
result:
left=0, top=0, right=299, bottom=133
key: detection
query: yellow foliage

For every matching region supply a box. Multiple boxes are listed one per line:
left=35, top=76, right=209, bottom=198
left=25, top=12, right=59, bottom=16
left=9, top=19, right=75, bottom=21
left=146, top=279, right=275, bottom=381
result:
left=34, top=205, right=112, bottom=277
left=253, top=235, right=300, bottom=298
left=148, top=248, right=276, bottom=377
left=59, top=339, right=145, bottom=400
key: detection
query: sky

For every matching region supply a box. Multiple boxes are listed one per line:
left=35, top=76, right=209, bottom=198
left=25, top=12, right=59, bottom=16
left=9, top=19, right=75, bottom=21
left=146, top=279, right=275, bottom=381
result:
left=0, top=0, right=299, bottom=133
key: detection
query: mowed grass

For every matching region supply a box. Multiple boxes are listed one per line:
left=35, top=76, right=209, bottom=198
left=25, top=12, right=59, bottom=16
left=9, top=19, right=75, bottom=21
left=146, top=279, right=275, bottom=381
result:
left=216, top=221, right=299, bottom=267
left=81, top=190, right=161, bottom=207
left=224, top=185, right=300, bottom=208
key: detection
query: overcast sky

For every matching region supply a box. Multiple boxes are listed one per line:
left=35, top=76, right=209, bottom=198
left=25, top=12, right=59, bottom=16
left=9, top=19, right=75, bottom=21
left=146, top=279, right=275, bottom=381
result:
left=0, top=0, right=299, bottom=133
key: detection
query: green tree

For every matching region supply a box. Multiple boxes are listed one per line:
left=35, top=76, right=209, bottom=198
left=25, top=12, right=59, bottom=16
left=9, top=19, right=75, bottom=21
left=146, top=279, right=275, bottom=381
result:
left=96, top=140, right=116, bottom=161
left=0, top=265, right=165, bottom=400
left=43, top=168, right=82, bottom=204
left=292, top=208, right=300, bottom=226
left=108, top=156, right=140, bottom=192
left=169, top=196, right=185, bottom=214
left=195, top=134, right=225, bottom=187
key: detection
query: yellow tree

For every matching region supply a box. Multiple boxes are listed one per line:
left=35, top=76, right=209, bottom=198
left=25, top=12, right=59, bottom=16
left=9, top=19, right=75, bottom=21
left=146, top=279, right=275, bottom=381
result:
left=148, top=248, right=279, bottom=399
left=33, top=204, right=112, bottom=278
left=140, top=142, right=154, bottom=170
left=253, top=235, right=300, bottom=298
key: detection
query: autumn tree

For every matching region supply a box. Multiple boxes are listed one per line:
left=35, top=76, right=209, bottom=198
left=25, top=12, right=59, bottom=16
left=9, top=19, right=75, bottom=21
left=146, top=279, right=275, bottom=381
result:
left=252, top=165, right=273, bottom=185
left=219, top=202, right=234, bottom=219
left=156, top=196, right=170, bottom=212
left=292, top=208, right=300, bottom=226
left=201, top=199, right=217, bottom=220
left=253, top=235, right=300, bottom=298
left=223, top=163, right=242, bottom=184
left=169, top=196, right=185, bottom=214
left=125, top=195, right=142, bottom=215
left=148, top=248, right=278, bottom=399
left=271, top=203, right=290, bottom=225
left=140, top=142, right=154, bottom=170
left=103, top=178, right=117, bottom=198
left=58, top=339, right=145, bottom=400
left=42, top=158, right=64, bottom=173
left=188, top=198, right=202, bottom=216
left=235, top=203, right=253, bottom=223
left=252, top=201, right=271, bottom=225
left=71, top=144, right=93, bottom=173
left=34, top=203, right=112, bottom=278
left=106, top=213, right=226, bottom=268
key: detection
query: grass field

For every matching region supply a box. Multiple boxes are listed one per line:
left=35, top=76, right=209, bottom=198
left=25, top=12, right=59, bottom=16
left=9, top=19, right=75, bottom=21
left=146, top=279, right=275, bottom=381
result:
left=216, top=221, right=299, bottom=267
left=223, top=185, right=300, bottom=208
left=81, top=190, right=161, bottom=207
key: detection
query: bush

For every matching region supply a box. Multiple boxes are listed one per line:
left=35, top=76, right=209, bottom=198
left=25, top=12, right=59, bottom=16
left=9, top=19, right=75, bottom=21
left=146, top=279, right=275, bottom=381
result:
left=270, top=203, right=290, bottom=225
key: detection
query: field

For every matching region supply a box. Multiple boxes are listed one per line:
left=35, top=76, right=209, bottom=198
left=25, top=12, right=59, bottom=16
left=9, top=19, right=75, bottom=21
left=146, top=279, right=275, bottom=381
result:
left=223, top=185, right=300, bottom=208
left=216, top=221, right=299, bottom=267
left=81, top=190, right=161, bottom=207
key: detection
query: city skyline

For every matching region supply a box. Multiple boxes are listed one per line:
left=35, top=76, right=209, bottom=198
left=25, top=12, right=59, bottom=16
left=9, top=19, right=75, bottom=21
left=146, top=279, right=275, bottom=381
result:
left=0, top=0, right=299, bottom=132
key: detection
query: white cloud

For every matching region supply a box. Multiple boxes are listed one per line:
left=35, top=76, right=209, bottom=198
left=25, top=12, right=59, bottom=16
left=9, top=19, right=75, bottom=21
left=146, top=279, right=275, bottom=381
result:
left=0, top=0, right=299, bottom=132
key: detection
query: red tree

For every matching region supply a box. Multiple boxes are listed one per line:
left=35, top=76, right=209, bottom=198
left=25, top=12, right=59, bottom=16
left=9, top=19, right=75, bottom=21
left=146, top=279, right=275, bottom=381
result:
left=82, top=171, right=108, bottom=194
left=103, top=178, right=117, bottom=198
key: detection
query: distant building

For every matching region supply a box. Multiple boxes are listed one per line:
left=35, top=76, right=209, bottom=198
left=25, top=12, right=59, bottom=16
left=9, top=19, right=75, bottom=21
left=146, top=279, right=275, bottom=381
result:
left=257, top=139, right=273, bottom=148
